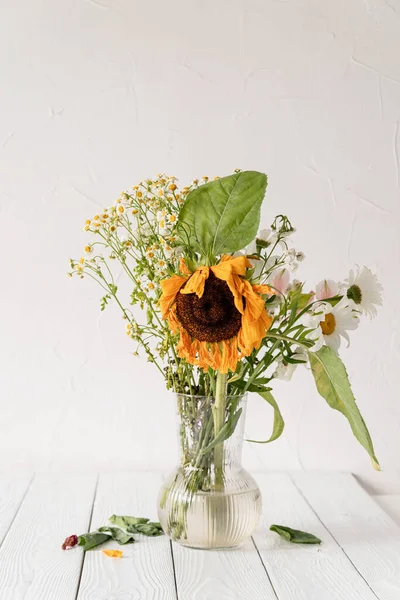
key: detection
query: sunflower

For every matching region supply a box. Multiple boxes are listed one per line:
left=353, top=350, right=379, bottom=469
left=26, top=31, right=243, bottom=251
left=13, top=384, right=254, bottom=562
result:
left=159, top=255, right=273, bottom=373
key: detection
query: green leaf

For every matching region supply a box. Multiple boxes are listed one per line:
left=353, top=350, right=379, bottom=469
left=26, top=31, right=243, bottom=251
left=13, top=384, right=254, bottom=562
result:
left=77, top=531, right=111, bottom=551
left=200, top=407, right=243, bottom=455
left=109, top=515, right=150, bottom=528
left=270, top=524, right=321, bottom=544
left=177, top=171, right=268, bottom=256
left=297, top=292, right=313, bottom=311
left=246, top=387, right=285, bottom=444
left=100, top=294, right=111, bottom=311
left=308, top=346, right=380, bottom=470
left=98, top=526, right=135, bottom=545
left=133, top=522, right=164, bottom=537
left=251, top=377, right=271, bottom=386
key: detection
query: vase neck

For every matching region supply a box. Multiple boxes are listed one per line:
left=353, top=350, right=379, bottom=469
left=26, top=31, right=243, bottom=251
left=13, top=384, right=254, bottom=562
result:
left=175, top=393, right=247, bottom=470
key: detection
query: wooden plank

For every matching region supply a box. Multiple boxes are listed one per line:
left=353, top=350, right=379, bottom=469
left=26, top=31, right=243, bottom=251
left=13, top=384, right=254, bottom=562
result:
left=77, top=472, right=176, bottom=600
left=0, top=473, right=32, bottom=544
left=374, top=495, right=400, bottom=528
left=253, top=473, right=378, bottom=600
left=173, top=538, right=277, bottom=600
left=293, top=472, right=400, bottom=600
left=172, top=513, right=276, bottom=599
left=0, top=472, right=97, bottom=600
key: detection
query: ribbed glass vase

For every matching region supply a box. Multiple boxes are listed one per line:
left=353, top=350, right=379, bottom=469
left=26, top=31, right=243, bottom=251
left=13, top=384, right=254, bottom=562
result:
left=157, top=393, right=262, bottom=549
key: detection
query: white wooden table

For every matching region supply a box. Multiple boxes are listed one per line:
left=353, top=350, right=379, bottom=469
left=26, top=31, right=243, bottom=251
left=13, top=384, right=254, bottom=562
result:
left=0, top=472, right=399, bottom=600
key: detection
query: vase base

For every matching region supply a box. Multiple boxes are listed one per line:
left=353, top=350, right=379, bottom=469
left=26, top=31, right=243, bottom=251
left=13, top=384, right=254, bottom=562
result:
left=170, top=539, right=246, bottom=550
left=158, top=480, right=262, bottom=549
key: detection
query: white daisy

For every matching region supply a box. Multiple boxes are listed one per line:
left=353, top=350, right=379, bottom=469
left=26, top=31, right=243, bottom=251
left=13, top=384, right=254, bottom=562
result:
left=345, top=266, right=383, bottom=318
left=311, top=298, right=360, bottom=352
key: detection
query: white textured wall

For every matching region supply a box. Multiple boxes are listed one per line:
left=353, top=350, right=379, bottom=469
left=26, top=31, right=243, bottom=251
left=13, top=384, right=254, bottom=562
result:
left=1, top=0, right=399, bottom=493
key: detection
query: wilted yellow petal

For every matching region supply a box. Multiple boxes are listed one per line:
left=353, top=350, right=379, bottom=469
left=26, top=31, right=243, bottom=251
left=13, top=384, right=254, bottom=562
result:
left=102, top=549, right=123, bottom=558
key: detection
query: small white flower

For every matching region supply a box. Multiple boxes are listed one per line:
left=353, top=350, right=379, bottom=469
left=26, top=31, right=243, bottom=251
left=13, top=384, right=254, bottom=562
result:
left=258, top=228, right=277, bottom=245
left=296, top=251, right=305, bottom=262
left=280, top=228, right=296, bottom=238
left=273, top=348, right=307, bottom=380
left=287, top=261, right=299, bottom=273
left=315, top=279, right=340, bottom=301
left=139, top=224, right=153, bottom=238
left=146, top=281, right=158, bottom=297
left=285, top=248, right=297, bottom=264
left=245, top=228, right=279, bottom=255
left=274, top=360, right=297, bottom=381
left=344, top=266, right=383, bottom=319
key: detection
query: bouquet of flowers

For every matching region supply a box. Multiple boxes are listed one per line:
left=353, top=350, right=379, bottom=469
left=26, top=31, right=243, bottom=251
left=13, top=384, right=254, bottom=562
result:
left=69, top=170, right=382, bottom=547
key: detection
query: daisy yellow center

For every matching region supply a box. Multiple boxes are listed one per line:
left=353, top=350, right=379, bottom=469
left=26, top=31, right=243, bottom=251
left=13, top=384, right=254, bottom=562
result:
left=176, top=271, right=242, bottom=343
left=347, top=284, right=362, bottom=305
left=320, top=312, right=336, bottom=335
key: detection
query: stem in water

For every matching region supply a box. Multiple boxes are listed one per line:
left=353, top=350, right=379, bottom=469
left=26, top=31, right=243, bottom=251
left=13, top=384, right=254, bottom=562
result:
left=213, top=371, right=227, bottom=490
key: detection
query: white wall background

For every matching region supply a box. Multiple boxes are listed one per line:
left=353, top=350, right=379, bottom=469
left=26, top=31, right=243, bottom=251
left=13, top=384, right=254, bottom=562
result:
left=1, top=0, right=399, bottom=493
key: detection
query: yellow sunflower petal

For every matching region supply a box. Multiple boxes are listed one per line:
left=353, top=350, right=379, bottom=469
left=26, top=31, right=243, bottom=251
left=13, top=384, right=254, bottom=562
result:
left=211, top=262, right=245, bottom=314
left=252, top=284, right=274, bottom=296
left=239, top=281, right=272, bottom=352
left=159, top=275, right=187, bottom=318
left=179, top=257, right=192, bottom=275
left=213, top=255, right=252, bottom=275
left=180, top=267, right=209, bottom=298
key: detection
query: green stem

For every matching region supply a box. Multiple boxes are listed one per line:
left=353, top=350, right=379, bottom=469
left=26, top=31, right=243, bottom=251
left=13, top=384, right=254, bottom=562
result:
left=266, top=331, right=310, bottom=349
left=213, top=372, right=227, bottom=491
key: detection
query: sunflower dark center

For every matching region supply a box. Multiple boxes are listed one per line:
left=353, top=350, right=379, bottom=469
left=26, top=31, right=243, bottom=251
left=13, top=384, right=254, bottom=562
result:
left=176, top=271, right=242, bottom=342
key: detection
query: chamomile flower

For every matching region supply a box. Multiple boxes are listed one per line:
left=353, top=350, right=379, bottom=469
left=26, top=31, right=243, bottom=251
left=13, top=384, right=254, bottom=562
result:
left=158, top=219, right=167, bottom=233
left=345, top=266, right=383, bottom=319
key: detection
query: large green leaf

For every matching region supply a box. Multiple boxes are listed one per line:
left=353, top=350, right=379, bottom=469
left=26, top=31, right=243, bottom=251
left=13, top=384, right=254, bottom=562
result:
left=308, top=346, right=380, bottom=470
left=177, top=171, right=267, bottom=256
left=246, top=386, right=285, bottom=443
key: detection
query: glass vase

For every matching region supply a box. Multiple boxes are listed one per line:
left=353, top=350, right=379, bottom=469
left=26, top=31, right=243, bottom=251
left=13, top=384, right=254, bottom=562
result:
left=157, top=392, right=262, bottom=549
